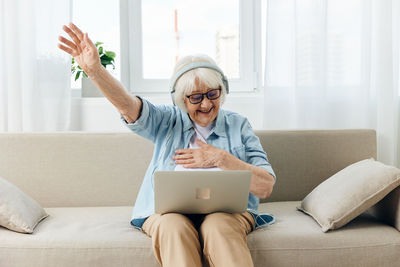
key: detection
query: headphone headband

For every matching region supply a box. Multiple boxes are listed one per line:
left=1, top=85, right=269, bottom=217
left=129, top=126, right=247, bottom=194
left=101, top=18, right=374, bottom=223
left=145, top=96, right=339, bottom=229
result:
left=170, top=62, right=229, bottom=105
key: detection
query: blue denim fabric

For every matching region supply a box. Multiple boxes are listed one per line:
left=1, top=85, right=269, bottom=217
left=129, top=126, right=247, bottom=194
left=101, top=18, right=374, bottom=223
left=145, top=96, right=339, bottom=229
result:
left=122, top=97, right=276, bottom=230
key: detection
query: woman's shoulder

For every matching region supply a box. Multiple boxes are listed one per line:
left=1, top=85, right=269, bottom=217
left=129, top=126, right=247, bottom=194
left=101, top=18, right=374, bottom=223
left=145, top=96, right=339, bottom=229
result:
left=140, top=97, right=181, bottom=117
left=221, top=109, right=249, bottom=124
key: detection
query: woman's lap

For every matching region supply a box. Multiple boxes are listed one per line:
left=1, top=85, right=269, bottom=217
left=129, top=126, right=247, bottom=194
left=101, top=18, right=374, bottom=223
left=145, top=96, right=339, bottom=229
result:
left=142, top=211, right=254, bottom=237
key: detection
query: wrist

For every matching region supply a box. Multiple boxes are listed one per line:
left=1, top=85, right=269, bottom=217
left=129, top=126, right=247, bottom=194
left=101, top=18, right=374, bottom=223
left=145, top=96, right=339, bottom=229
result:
left=86, top=63, right=104, bottom=79
left=217, top=150, right=236, bottom=169
left=216, top=150, right=227, bottom=168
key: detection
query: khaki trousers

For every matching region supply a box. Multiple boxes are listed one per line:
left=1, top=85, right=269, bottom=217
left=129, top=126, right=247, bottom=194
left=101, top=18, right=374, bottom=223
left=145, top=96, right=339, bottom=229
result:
left=142, top=212, right=255, bottom=267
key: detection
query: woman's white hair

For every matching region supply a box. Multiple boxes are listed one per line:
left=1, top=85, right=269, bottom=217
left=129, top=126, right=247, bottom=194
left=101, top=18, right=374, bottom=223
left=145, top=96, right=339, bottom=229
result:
left=171, top=54, right=227, bottom=112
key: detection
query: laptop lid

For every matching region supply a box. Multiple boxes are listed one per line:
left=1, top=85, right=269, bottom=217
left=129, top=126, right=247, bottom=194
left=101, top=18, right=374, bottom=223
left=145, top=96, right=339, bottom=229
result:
left=154, top=170, right=252, bottom=214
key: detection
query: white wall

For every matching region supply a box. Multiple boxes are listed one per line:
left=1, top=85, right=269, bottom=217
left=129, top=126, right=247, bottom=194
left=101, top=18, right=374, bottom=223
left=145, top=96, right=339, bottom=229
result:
left=69, top=93, right=264, bottom=132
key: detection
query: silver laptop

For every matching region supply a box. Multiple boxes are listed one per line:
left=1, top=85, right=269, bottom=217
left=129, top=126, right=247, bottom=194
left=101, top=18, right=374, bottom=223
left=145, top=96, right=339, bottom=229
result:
left=154, top=170, right=251, bottom=214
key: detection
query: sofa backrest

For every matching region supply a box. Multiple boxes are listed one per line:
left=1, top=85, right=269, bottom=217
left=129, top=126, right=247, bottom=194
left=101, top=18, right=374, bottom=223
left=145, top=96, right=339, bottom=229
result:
left=0, top=133, right=152, bottom=208
left=0, top=130, right=376, bottom=207
left=258, top=129, right=376, bottom=202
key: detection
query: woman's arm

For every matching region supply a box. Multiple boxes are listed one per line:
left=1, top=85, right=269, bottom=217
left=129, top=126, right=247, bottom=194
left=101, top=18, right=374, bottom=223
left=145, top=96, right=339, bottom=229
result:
left=58, top=22, right=141, bottom=123
left=217, top=151, right=275, bottom=199
left=86, top=64, right=141, bottom=123
left=173, top=139, right=275, bottom=199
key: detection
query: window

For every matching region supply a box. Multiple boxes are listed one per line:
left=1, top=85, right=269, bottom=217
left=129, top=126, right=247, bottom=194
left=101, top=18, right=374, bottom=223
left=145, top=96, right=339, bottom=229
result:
left=70, top=0, right=262, bottom=94
left=121, top=0, right=261, bottom=93
left=71, top=0, right=120, bottom=89
left=264, top=0, right=367, bottom=95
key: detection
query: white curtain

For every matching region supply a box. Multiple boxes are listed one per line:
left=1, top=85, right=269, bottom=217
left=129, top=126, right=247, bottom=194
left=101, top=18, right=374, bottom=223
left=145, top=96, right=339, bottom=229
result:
left=264, top=0, right=400, bottom=167
left=0, top=0, right=71, bottom=132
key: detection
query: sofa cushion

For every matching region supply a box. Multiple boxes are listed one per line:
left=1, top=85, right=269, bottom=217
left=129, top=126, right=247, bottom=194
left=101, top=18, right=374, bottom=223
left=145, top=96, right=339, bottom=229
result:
left=297, top=159, right=400, bottom=232
left=0, top=176, right=48, bottom=233
left=0, top=206, right=158, bottom=267
left=1, top=204, right=399, bottom=267
left=249, top=202, right=400, bottom=267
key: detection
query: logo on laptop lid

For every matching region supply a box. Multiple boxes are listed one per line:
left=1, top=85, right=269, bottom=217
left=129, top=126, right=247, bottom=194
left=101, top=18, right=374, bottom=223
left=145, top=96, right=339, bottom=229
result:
left=196, top=188, right=211, bottom=200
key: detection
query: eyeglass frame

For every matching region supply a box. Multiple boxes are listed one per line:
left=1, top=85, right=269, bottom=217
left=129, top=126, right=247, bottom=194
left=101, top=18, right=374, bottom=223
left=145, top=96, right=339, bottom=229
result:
left=185, top=88, right=222, bottom=104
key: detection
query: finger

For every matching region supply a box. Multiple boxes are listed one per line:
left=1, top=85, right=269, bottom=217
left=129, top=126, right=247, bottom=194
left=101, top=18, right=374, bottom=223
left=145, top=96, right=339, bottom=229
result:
left=182, top=163, right=201, bottom=169
left=58, top=36, right=78, bottom=51
left=84, top=32, right=97, bottom=51
left=175, top=149, right=193, bottom=154
left=175, top=159, right=196, bottom=165
left=69, top=22, right=84, bottom=40
left=62, top=25, right=82, bottom=52
left=57, top=43, right=74, bottom=56
left=172, top=154, right=193, bottom=160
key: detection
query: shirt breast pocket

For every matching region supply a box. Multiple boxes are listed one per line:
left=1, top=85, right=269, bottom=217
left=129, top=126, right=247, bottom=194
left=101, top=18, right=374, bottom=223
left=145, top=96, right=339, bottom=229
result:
left=232, top=145, right=247, bottom=162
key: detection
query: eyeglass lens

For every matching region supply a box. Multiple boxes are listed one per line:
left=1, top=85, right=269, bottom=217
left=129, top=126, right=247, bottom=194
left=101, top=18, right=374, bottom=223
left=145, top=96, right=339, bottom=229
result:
left=189, top=89, right=221, bottom=104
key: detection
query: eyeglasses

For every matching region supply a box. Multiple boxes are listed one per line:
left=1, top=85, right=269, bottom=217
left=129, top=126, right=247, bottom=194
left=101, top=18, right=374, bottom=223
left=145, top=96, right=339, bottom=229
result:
left=186, top=88, right=222, bottom=104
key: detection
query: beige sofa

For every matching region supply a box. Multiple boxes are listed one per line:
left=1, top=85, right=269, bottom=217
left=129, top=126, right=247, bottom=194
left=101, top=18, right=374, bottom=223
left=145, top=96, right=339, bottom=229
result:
left=0, top=129, right=399, bottom=267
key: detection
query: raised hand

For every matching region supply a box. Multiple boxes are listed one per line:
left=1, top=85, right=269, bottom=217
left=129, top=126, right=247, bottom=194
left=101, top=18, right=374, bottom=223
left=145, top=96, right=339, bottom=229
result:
left=58, top=22, right=101, bottom=77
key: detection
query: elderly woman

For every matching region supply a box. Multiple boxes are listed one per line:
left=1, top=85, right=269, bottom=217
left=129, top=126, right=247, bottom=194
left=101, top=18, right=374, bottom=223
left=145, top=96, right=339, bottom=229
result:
left=58, top=22, right=276, bottom=267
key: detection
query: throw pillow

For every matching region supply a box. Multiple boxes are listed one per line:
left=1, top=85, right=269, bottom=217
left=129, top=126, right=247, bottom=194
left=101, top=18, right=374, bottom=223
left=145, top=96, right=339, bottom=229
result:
left=297, top=158, right=400, bottom=232
left=0, top=176, right=48, bottom=233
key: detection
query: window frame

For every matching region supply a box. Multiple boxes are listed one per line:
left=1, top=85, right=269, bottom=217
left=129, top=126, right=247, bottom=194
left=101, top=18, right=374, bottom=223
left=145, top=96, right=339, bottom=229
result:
left=120, top=0, right=262, bottom=93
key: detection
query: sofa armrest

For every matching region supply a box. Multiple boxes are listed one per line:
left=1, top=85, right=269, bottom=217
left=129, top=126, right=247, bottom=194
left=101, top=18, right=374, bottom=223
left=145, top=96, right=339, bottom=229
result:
left=369, top=186, right=400, bottom=231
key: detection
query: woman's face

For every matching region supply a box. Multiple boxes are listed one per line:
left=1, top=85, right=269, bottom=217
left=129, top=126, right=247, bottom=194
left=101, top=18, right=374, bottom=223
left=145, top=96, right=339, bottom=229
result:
left=184, top=78, right=221, bottom=127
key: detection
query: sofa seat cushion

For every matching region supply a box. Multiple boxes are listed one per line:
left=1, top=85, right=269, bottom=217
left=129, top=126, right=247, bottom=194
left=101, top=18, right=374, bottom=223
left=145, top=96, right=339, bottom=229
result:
left=0, top=206, right=158, bottom=267
left=250, top=201, right=400, bottom=267
left=1, top=203, right=400, bottom=267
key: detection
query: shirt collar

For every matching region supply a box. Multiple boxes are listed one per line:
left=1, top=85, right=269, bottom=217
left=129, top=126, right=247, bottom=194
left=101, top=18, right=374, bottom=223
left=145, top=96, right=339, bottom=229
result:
left=213, top=109, right=226, bottom=137
left=180, top=108, right=226, bottom=137
left=181, top=111, right=194, bottom=132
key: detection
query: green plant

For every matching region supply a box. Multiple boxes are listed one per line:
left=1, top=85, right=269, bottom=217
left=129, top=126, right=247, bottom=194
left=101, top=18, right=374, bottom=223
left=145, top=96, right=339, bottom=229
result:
left=71, top=42, right=116, bottom=81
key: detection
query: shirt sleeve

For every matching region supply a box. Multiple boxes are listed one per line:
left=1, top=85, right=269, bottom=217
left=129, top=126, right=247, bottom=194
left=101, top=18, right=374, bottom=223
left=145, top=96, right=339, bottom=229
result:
left=241, top=119, right=276, bottom=181
left=120, top=97, right=175, bottom=143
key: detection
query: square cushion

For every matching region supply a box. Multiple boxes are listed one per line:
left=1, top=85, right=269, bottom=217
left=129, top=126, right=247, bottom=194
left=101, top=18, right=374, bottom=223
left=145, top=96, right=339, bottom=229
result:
left=297, top=158, right=400, bottom=232
left=0, top=176, right=48, bottom=233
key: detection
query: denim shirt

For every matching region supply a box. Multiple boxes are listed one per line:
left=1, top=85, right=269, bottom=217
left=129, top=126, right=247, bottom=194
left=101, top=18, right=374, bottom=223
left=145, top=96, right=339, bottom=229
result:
left=121, top=97, right=276, bottom=230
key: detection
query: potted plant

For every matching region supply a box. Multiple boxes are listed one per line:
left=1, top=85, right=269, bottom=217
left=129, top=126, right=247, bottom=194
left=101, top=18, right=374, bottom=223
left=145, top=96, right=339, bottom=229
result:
left=71, top=42, right=116, bottom=97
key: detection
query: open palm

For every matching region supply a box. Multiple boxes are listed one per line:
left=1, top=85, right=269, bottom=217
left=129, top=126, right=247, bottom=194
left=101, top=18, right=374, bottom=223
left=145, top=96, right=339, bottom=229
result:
left=58, top=22, right=100, bottom=76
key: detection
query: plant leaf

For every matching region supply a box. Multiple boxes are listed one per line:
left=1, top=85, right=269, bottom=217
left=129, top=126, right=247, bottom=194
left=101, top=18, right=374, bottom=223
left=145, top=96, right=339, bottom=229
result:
left=101, top=56, right=112, bottom=62
left=75, top=71, right=81, bottom=81
left=105, top=51, right=116, bottom=58
left=101, top=60, right=113, bottom=66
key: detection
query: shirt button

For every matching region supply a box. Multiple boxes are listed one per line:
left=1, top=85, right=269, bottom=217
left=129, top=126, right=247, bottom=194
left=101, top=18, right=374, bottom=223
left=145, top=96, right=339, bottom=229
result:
left=169, top=162, right=174, bottom=166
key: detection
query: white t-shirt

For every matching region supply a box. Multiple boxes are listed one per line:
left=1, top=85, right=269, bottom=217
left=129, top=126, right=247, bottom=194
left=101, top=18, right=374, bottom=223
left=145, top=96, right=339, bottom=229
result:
left=174, top=122, right=222, bottom=171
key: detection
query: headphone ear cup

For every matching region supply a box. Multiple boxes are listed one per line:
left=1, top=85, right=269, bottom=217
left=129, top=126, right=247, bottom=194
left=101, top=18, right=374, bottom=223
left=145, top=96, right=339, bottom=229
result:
left=223, top=78, right=229, bottom=94
left=171, top=91, right=176, bottom=105
left=221, top=76, right=229, bottom=94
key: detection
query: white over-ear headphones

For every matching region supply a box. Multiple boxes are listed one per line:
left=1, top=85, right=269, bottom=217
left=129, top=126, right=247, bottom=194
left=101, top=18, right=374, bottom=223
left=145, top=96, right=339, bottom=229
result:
left=169, top=62, right=229, bottom=105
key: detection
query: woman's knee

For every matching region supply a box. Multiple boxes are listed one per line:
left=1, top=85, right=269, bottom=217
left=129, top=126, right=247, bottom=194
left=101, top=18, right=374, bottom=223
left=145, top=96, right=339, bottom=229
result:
left=200, top=213, right=239, bottom=235
left=157, top=213, right=197, bottom=236
left=200, top=212, right=252, bottom=238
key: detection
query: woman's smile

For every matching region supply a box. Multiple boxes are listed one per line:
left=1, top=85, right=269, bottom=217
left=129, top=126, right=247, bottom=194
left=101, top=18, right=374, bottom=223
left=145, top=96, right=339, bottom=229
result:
left=197, top=107, right=213, bottom=114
